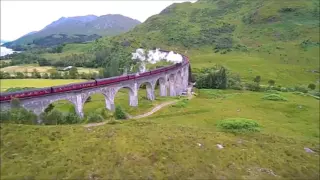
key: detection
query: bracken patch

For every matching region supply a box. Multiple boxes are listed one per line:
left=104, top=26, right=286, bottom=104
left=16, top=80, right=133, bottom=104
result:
left=262, top=94, right=288, bottom=101
left=216, top=118, right=261, bottom=133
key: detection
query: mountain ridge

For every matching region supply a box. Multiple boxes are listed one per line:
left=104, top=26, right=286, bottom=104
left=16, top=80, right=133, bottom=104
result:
left=3, top=14, right=141, bottom=49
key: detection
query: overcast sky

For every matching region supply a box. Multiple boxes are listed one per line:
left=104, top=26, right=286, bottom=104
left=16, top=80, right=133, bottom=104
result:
left=1, top=0, right=195, bottom=41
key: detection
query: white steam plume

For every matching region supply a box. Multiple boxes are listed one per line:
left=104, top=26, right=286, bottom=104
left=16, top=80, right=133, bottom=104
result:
left=131, top=48, right=183, bottom=73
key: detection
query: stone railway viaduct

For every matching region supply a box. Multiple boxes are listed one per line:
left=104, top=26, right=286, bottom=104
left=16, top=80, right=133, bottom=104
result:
left=0, top=54, right=190, bottom=119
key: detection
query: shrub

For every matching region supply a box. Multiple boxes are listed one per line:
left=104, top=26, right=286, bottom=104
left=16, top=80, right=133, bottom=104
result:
left=294, top=86, right=308, bottom=93
left=227, top=74, right=242, bottom=90
left=266, top=90, right=280, bottom=94
left=270, top=86, right=282, bottom=91
left=114, top=105, right=126, bottom=119
left=0, top=111, right=10, bottom=123
left=253, top=75, right=261, bottom=83
left=101, top=109, right=112, bottom=118
left=195, top=66, right=227, bottom=89
left=64, top=113, right=82, bottom=124
left=93, top=108, right=113, bottom=119
left=292, top=91, right=307, bottom=96
left=0, top=108, right=37, bottom=125
left=310, top=91, right=320, bottom=97
left=280, top=87, right=288, bottom=92
left=44, top=104, right=54, bottom=113
left=262, top=94, right=287, bottom=101
left=308, top=83, right=316, bottom=90
left=287, top=87, right=295, bottom=92
left=215, top=37, right=233, bottom=50
left=246, top=82, right=261, bottom=92
left=216, top=118, right=261, bottom=132
left=259, top=85, right=268, bottom=92
left=87, top=113, right=104, bottom=123
left=268, top=79, right=275, bottom=86
left=41, top=109, right=64, bottom=125
left=229, top=83, right=242, bottom=90
left=41, top=110, right=82, bottom=125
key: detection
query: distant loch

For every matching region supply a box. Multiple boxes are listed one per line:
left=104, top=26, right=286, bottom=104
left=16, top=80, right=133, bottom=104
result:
left=0, top=43, right=18, bottom=56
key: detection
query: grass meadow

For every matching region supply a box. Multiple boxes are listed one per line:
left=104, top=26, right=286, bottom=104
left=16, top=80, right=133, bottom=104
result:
left=1, top=89, right=319, bottom=179
left=0, top=79, right=86, bottom=92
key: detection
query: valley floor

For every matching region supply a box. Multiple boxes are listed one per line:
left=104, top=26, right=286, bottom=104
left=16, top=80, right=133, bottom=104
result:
left=1, top=89, right=319, bottom=179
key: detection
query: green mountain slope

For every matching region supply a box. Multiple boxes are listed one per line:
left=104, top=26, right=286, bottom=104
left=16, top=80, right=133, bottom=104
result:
left=90, top=0, right=319, bottom=85
left=4, top=14, right=141, bottom=49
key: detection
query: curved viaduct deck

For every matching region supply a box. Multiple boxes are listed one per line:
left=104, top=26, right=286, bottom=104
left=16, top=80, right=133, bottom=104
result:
left=0, top=50, right=190, bottom=120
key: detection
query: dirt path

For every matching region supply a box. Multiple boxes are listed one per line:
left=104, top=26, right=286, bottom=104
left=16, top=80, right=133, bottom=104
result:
left=127, top=100, right=178, bottom=119
left=83, top=100, right=178, bottom=128
left=83, top=87, right=194, bottom=128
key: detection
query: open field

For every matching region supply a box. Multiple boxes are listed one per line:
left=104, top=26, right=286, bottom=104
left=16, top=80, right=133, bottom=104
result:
left=1, top=89, right=319, bottom=179
left=0, top=64, right=99, bottom=74
left=1, top=64, right=53, bottom=73
left=187, top=50, right=319, bottom=87
left=62, top=43, right=92, bottom=53
left=0, top=79, right=86, bottom=92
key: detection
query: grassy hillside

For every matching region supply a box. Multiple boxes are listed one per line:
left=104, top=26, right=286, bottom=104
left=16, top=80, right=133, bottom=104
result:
left=88, top=0, right=319, bottom=86
left=1, top=89, right=319, bottom=179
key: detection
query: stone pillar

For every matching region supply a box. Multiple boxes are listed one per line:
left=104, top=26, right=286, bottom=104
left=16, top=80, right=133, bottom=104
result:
left=130, top=83, right=138, bottom=107
left=31, top=106, right=45, bottom=124
left=146, top=83, right=155, bottom=100
left=74, top=94, right=84, bottom=118
left=169, top=74, right=176, bottom=96
left=175, top=72, right=183, bottom=95
left=159, top=78, right=167, bottom=96
left=105, top=88, right=116, bottom=112
left=185, top=65, right=189, bottom=89
left=105, top=97, right=115, bottom=111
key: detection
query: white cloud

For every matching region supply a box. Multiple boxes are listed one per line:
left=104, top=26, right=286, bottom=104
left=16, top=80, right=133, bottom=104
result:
left=0, top=0, right=195, bottom=41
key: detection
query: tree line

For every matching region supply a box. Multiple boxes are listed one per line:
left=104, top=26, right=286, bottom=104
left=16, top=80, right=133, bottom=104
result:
left=1, top=39, right=141, bottom=79
left=0, top=67, right=99, bottom=80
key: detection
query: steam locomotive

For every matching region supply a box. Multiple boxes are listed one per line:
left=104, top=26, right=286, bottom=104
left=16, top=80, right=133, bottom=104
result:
left=0, top=51, right=189, bottom=102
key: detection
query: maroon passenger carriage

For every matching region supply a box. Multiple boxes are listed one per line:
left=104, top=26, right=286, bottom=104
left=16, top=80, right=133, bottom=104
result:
left=0, top=50, right=190, bottom=102
left=0, top=88, right=52, bottom=101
